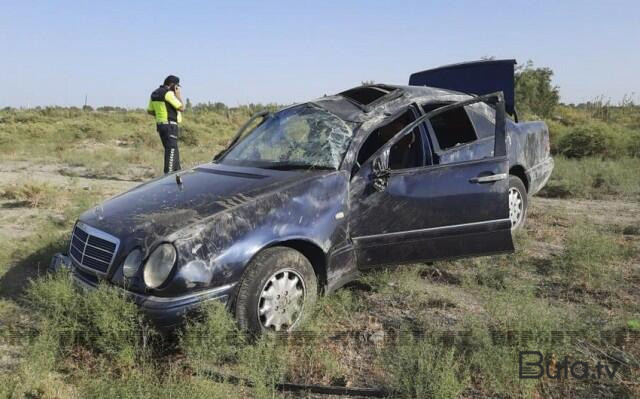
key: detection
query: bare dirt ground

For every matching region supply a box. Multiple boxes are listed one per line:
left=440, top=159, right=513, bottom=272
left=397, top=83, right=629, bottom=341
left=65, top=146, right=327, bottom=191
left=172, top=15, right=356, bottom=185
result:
left=534, top=197, right=640, bottom=228
left=0, top=160, right=138, bottom=240
left=0, top=160, right=141, bottom=189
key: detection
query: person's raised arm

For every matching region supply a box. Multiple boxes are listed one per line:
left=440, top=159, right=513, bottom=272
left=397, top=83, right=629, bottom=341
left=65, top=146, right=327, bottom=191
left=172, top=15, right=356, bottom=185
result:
left=164, top=90, right=184, bottom=112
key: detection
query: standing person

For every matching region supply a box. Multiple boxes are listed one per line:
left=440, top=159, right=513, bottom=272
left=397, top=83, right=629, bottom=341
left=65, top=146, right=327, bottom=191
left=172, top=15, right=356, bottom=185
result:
left=147, top=75, right=184, bottom=174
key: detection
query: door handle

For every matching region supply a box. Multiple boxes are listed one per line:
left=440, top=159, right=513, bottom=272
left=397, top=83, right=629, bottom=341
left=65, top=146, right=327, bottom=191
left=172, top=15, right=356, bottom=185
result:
left=469, top=173, right=507, bottom=184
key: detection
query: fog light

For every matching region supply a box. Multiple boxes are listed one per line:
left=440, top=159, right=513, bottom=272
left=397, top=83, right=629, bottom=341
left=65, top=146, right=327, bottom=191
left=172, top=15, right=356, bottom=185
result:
left=122, top=249, right=143, bottom=278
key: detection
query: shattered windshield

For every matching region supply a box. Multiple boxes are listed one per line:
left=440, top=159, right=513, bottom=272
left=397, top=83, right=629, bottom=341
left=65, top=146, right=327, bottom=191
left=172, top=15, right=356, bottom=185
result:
left=219, top=104, right=352, bottom=170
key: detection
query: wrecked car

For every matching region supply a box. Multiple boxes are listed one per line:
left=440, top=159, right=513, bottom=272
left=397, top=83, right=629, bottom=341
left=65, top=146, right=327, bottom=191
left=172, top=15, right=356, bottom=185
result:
left=52, top=59, right=553, bottom=332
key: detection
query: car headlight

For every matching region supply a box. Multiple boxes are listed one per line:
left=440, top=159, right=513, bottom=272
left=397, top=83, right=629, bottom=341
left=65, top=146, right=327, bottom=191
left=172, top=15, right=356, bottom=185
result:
left=143, top=244, right=177, bottom=289
left=122, top=249, right=143, bottom=278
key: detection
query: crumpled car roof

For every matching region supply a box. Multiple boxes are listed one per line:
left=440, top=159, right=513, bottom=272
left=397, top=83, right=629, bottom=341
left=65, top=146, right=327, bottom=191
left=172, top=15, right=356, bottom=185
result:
left=311, top=84, right=472, bottom=124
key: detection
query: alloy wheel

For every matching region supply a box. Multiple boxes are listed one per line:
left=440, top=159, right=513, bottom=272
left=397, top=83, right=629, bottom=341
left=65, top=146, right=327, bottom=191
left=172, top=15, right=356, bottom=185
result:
left=509, top=187, right=524, bottom=230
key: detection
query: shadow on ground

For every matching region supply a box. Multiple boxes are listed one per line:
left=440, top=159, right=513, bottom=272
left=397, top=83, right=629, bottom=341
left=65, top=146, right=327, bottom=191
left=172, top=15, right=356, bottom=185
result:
left=0, top=234, right=67, bottom=300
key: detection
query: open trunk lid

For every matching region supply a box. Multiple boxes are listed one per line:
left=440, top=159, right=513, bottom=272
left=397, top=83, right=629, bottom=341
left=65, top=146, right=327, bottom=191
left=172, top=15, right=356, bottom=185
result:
left=409, top=59, right=517, bottom=117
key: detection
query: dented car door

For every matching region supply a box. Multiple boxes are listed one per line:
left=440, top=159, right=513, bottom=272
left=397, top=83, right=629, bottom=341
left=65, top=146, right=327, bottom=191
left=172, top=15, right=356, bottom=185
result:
left=350, top=93, right=514, bottom=267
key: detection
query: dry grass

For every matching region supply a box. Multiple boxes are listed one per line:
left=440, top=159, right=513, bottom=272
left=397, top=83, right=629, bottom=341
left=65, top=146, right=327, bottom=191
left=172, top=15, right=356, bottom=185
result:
left=0, top=181, right=68, bottom=209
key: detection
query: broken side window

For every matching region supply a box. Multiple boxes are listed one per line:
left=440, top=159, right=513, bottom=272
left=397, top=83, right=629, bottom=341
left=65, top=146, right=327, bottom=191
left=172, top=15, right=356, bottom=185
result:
left=466, top=103, right=496, bottom=139
left=389, top=128, right=424, bottom=170
left=421, top=102, right=495, bottom=166
left=427, top=106, right=477, bottom=150
left=356, top=109, right=424, bottom=170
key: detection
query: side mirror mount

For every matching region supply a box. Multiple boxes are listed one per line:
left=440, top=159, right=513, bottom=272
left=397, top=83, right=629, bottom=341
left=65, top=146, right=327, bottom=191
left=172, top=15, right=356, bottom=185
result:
left=372, top=149, right=390, bottom=192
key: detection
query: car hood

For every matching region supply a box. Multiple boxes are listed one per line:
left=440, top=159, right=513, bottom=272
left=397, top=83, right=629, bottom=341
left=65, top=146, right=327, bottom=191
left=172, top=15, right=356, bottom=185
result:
left=78, top=163, right=327, bottom=239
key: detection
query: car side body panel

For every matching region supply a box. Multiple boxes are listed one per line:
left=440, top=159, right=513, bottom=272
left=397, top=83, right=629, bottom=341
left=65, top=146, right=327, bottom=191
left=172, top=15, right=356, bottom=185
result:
left=350, top=157, right=512, bottom=267
left=509, top=121, right=554, bottom=194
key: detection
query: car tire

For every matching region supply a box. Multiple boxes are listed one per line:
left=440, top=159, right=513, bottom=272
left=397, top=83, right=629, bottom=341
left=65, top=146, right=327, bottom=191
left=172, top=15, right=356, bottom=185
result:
left=508, top=175, right=527, bottom=231
left=234, top=247, right=318, bottom=333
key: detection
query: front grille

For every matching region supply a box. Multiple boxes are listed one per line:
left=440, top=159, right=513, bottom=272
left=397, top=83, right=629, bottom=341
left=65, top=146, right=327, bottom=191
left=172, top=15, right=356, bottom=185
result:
left=69, top=222, right=119, bottom=274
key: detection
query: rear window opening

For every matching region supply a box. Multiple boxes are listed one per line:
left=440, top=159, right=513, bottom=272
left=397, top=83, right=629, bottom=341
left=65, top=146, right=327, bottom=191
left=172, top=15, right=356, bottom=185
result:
left=340, top=85, right=397, bottom=106
left=427, top=106, right=477, bottom=150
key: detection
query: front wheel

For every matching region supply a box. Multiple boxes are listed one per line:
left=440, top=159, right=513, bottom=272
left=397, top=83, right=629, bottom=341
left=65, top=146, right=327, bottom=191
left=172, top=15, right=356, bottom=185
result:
left=508, top=175, right=527, bottom=231
left=235, top=247, right=317, bottom=333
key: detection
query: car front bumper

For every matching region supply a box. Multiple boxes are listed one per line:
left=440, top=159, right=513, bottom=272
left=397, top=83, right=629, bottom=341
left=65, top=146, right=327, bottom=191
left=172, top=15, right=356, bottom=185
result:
left=50, top=253, right=235, bottom=328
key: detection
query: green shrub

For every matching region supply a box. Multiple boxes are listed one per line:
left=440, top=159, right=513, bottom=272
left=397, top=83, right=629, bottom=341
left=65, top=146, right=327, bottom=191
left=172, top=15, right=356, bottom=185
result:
left=627, top=319, right=640, bottom=331
left=474, top=266, right=508, bottom=290
left=465, top=287, right=577, bottom=397
left=178, top=122, right=200, bottom=146
left=79, top=363, right=241, bottom=399
left=13, top=272, right=250, bottom=398
left=626, top=129, right=640, bottom=157
left=25, top=269, right=85, bottom=350
left=462, top=326, right=539, bottom=398
left=539, top=156, right=640, bottom=199
left=383, top=335, right=466, bottom=399
left=80, top=282, right=148, bottom=364
left=544, top=102, right=640, bottom=161
left=554, top=223, right=630, bottom=290
left=285, top=340, right=345, bottom=384
left=180, top=300, right=244, bottom=369
left=26, top=270, right=149, bottom=364
left=622, top=225, right=640, bottom=236
left=237, top=335, right=286, bottom=399
left=0, top=314, right=76, bottom=398
left=557, top=124, right=617, bottom=158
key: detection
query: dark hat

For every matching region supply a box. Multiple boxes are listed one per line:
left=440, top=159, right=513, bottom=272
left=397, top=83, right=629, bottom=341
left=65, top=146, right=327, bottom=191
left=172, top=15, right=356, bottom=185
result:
left=163, top=75, right=180, bottom=86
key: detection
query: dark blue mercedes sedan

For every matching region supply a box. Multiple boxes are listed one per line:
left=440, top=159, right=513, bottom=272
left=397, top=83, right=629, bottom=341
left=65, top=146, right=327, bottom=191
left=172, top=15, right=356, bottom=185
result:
left=52, top=60, right=553, bottom=332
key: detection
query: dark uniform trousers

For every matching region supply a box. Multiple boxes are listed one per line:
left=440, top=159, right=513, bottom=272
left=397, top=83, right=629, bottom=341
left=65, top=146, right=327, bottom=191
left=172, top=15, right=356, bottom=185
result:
left=157, top=123, right=181, bottom=174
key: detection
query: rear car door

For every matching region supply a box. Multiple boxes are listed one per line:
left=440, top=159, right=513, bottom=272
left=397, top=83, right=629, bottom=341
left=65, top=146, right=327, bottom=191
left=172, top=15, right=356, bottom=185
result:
left=350, top=93, right=513, bottom=267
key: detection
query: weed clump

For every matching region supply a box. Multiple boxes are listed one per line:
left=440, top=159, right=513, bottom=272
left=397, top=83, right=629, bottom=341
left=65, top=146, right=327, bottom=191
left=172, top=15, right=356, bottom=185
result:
left=554, top=223, right=631, bottom=290
left=237, top=335, right=286, bottom=399
left=78, top=364, right=242, bottom=399
left=180, top=300, right=244, bottom=368
left=0, top=181, right=65, bottom=208
left=180, top=301, right=286, bottom=399
left=383, top=334, right=466, bottom=399
left=25, top=269, right=150, bottom=364
left=1, top=270, right=152, bottom=397
left=539, top=156, right=640, bottom=199
left=474, top=266, right=508, bottom=290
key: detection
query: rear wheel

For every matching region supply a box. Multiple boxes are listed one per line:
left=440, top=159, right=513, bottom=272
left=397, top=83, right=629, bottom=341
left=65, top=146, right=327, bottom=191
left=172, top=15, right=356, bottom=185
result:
left=508, top=175, right=527, bottom=231
left=235, top=247, right=317, bottom=333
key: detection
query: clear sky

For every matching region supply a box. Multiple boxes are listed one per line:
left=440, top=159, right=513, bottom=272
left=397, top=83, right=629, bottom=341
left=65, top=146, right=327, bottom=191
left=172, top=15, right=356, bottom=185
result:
left=1, top=0, right=638, bottom=108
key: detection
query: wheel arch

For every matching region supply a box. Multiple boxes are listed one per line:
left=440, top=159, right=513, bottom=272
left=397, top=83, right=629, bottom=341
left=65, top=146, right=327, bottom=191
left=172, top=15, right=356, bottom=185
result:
left=265, top=239, right=328, bottom=293
left=509, top=164, right=529, bottom=192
